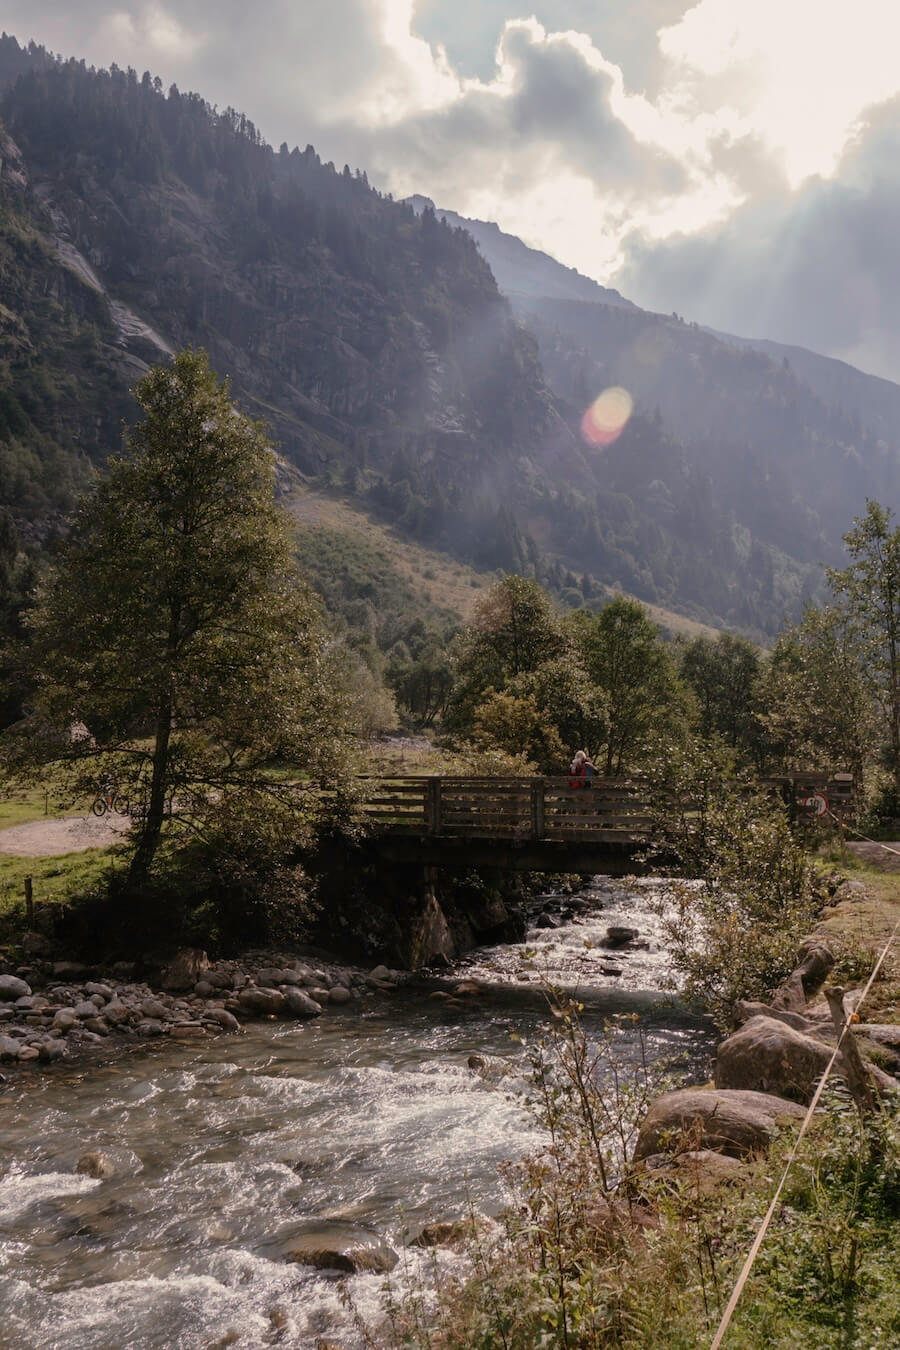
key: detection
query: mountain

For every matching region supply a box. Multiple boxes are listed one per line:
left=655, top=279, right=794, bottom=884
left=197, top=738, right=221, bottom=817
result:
left=407, top=195, right=634, bottom=310
left=415, top=196, right=900, bottom=605
left=1, top=35, right=896, bottom=639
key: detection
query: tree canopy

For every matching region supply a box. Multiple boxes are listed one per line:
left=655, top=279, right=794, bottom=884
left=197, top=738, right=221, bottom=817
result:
left=15, top=348, right=345, bottom=885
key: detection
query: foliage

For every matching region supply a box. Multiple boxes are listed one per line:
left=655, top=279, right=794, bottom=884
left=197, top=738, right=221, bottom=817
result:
left=678, top=631, right=763, bottom=765
left=827, top=500, right=900, bottom=790
left=471, top=690, right=565, bottom=772
left=759, top=602, right=878, bottom=786
left=370, top=1000, right=900, bottom=1349
left=646, top=740, right=822, bottom=1027
left=6, top=349, right=347, bottom=889
left=571, top=597, right=692, bottom=775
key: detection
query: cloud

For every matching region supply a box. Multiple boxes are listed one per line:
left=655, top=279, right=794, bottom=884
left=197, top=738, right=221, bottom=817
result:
left=616, top=94, right=900, bottom=380
left=5, top=1, right=900, bottom=374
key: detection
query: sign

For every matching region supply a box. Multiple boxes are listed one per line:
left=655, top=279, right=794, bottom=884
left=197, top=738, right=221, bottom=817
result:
left=799, top=793, right=828, bottom=817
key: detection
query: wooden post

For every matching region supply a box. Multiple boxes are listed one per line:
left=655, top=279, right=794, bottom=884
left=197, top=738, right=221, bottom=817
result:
left=24, top=876, right=33, bottom=926
left=531, top=779, right=545, bottom=839
left=825, top=986, right=878, bottom=1115
left=426, top=777, right=442, bottom=835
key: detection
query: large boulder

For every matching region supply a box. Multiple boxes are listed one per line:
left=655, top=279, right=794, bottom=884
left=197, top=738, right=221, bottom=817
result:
left=238, top=987, right=286, bottom=1017
left=0, top=974, right=31, bottom=1001
left=633, top=1087, right=805, bottom=1160
left=716, top=1015, right=835, bottom=1102
left=162, top=948, right=209, bottom=992
left=604, top=926, right=639, bottom=948
left=770, top=970, right=807, bottom=1014
left=634, top=1149, right=745, bottom=1194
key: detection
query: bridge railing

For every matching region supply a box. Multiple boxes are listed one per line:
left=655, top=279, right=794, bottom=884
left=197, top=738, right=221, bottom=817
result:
left=353, top=776, right=655, bottom=842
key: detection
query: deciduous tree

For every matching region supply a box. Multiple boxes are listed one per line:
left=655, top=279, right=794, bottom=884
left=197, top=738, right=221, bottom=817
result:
left=14, top=349, right=344, bottom=886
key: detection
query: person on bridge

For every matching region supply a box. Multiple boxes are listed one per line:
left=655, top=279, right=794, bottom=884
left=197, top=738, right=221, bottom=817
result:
left=568, top=749, right=596, bottom=789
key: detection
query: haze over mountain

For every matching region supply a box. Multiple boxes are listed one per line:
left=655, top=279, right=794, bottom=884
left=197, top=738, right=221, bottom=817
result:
left=1, top=35, right=898, bottom=641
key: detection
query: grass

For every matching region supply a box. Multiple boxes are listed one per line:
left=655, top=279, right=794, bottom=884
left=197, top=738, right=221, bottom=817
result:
left=814, top=853, right=900, bottom=1025
left=0, top=847, right=119, bottom=937
left=0, top=784, right=74, bottom=830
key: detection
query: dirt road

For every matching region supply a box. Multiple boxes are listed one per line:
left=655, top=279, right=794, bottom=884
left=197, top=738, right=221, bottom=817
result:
left=0, top=814, right=129, bottom=857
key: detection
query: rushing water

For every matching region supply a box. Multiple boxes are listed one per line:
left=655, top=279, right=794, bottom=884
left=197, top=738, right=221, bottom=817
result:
left=0, top=878, right=713, bottom=1349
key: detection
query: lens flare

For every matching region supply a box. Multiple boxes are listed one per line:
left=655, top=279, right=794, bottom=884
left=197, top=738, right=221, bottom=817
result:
left=580, top=386, right=633, bottom=447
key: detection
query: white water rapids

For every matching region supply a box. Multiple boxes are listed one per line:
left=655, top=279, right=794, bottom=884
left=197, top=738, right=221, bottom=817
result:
left=0, top=879, right=713, bottom=1348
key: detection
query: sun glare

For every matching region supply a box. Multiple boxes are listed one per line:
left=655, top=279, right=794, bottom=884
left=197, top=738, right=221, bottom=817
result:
left=581, top=386, right=633, bottom=447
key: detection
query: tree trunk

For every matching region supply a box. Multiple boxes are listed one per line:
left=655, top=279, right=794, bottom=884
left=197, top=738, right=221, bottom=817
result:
left=128, top=694, right=173, bottom=887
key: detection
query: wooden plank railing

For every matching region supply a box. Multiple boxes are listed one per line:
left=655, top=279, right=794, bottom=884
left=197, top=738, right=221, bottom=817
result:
left=352, top=772, right=856, bottom=844
left=354, top=776, right=655, bottom=843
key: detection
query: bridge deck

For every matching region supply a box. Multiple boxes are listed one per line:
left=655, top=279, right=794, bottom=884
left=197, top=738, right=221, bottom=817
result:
left=349, top=772, right=854, bottom=872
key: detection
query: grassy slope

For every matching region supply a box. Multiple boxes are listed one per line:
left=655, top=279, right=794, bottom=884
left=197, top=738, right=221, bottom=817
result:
left=289, top=487, right=724, bottom=640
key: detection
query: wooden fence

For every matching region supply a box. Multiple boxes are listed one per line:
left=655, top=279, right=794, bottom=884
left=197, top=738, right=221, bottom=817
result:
left=355, top=776, right=655, bottom=843
left=352, top=771, right=856, bottom=845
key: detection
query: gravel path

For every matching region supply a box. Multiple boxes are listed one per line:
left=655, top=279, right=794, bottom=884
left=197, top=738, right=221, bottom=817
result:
left=846, top=841, right=900, bottom=873
left=0, top=815, right=129, bottom=857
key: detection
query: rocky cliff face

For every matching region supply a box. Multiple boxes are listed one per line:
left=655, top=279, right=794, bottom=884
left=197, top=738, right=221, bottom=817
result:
left=0, top=49, right=585, bottom=547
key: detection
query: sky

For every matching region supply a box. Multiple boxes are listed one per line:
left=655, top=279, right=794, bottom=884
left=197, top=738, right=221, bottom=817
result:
left=4, top=1, right=900, bottom=378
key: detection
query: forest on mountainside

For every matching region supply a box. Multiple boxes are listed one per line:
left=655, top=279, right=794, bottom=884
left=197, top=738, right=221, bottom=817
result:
left=1, top=34, right=897, bottom=638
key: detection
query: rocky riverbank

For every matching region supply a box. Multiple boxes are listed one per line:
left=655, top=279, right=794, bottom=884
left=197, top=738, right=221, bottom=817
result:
left=0, top=947, right=405, bottom=1075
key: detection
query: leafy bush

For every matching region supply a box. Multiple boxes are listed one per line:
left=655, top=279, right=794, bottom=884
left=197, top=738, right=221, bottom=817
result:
left=646, top=739, right=823, bottom=1027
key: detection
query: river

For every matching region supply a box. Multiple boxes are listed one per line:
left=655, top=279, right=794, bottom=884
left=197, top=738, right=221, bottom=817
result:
left=0, top=877, right=713, bottom=1349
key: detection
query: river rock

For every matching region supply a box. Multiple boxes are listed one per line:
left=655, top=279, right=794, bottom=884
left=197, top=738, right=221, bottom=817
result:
left=84, top=982, right=113, bottom=1000
left=83, top=1017, right=109, bottom=1036
left=278, top=1223, right=398, bottom=1274
left=733, top=1000, right=815, bottom=1034
left=600, top=965, right=623, bottom=976
left=135, top=1018, right=165, bottom=1037
left=103, top=1001, right=131, bottom=1025
left=603, top=926, right=639, bottom=948
left=16, top=1045, right=40, bottom=1063
left=204, top=969, right=233, bottom=989
left=368, top=965, right=392, bottom=984
left=0, top=974, right=31, bottom=1000
left=52, top=961, right=88, bottom=978
left=283, top=988, right=322, bottom=1018
left=716, top=1015, right=835, bottom=1102
left=770, top=970, right=807, bottom=1014
left=205, top=1008, right=241, bottom=1032
left=140, top=998, right=170, bottom=1020
left=238, top=987, right=287, bottom=1016
left=52, top=1009, right=78, bottom=1032
left=73, top=1001, right=98, bottom=1019
left=76, top=1147, right=142, bottom=1179
left=161, top=948, right=208, bottom=992
left=38, top=1038, right=66, bottom=1061
left=194, top=980, right=214, bottom=997
left=633, top=1087, right=805, bottom=1160
left=328, top=986, right=351, bottom=1005
left=0, top=1035, right=21, bottom=1059
left=634, top=1149, right=744, bottom=1193
left=795, top=937, right=835, bottom=994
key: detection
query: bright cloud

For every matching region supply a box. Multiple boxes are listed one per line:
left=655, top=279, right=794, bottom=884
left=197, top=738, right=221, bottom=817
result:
left=658, top=0, right=900, bottom=183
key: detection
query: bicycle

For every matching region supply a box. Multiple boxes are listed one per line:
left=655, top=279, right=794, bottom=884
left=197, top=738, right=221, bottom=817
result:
left=90, top=794, right=130, bottom=818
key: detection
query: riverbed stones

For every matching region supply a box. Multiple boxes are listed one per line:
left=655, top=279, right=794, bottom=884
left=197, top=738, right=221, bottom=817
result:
left=135, top=1018, right=165, bottom=1037
left=715, top=1015, right=835, bottom=1102
left=281, top=1235, right=398, bottom=1274
left=633, top=1087, right=806, bottom=1160
left=205, top=1008, right=241, bottom=1032
left=328, top=986, right=351, bottom=1005
left=283, top=988, right=322, bottom=1018
left=238, top=986, right=286, bottom=1016
left=162, top=948, right=208, bottom=992
left=603, top=926, right=639, bottom=948
left=0, top=1035, right=21, bottom=1059
left=0, top=974, right=31, bottom=1000
left=140, top=998, right=169, bottom=1020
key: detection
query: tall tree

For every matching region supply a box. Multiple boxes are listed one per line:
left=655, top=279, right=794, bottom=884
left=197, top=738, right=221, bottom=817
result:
left=758, top=604, right=877, bottom=787
left=16, top=349, right=343, bottom=885
left=827, top=500, right=900, bottom=790
left=680, top=632, right=763, bottom=764
left=445, top=575, right=562, bottom=732
left=574, top=597, right=689, bottom=775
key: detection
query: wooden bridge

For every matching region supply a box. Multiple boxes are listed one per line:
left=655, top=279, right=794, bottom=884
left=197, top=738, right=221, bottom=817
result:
left=353, top=772, right=855, bottom=874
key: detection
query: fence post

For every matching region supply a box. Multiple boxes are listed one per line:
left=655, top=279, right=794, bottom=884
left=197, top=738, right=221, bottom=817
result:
left=24, top=875, right=33, bottom=926
left=426, top=777, right=442, bottom=835
left=531, top=779, right=545, bottom=839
